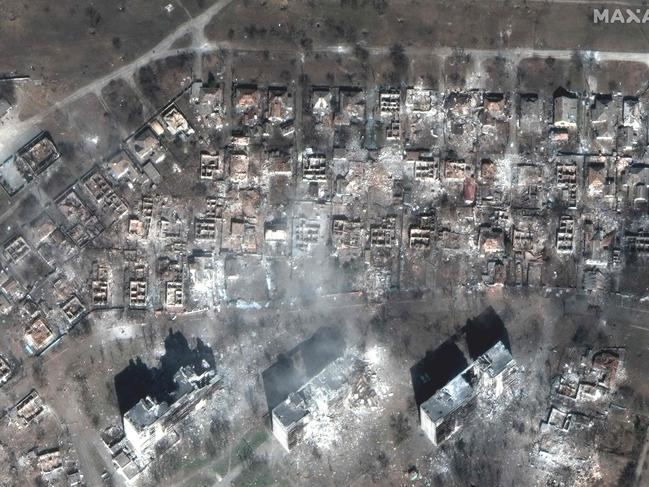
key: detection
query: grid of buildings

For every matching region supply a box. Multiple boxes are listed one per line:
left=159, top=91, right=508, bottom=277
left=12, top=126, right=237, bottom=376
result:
left=0, top=80, right=647, bottom=373
left=0, top=50, right=646, bottom=486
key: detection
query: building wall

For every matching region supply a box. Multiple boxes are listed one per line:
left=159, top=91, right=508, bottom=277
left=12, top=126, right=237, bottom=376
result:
left=421, top=395, right=479, bottom=446
left=272, top=411, right=309, bottom=451
left=485, top=362, right=517, bottom=396
left=123, top=416, right=151, bottom=454
left=420, top=406, right=438, bottom=445
left=272, top=412, right=292, bottom=451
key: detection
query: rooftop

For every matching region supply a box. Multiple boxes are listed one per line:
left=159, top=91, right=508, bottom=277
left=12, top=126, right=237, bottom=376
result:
left=420, top=340, right=513, bottom=423
left=478, top=341, right=514, bottom=378
left=124, top=396, right=170, bottom=431
left=123, top=363, right=217, bottom=431
left=272, top=354, right=357, bottom=429
left=420, top=369, right=475, bottom=424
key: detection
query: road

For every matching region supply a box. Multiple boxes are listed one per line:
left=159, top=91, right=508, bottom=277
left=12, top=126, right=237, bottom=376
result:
left=6, top=0, right=649, bottom=155
left=0, top=0, right=235, bottom=155
left=3, top=1, right=649, bottom=484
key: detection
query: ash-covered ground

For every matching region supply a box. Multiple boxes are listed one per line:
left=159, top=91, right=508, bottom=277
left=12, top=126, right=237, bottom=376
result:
left=0, top=1, right=648, bottom=487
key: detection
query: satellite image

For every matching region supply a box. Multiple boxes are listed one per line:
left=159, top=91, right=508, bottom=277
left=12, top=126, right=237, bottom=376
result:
left=0, top=1, right=648, bottom=486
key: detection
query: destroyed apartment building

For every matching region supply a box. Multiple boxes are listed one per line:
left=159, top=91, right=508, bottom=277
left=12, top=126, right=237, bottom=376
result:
left=109, top=362, right=222, bottom=481
left=534, top=348, right=626, bottom=484
left=271, top=354, right=360, bottom=451
left=420, top=341, right=516, bottom=445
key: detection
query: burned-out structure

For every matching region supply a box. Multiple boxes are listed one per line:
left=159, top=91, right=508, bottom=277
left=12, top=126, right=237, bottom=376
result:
left=120, top=366, right=221, bottom=463
left=262, top=327, right=345, bottom=413
left=420, top=341, right=516, bottom=445
left=109, top=332, right=221, bottom=481
left=534, top=348, right=630, bottom=486
left=412, top=308, right=515, bottom=446
left=271, top=354, right=359, bottom=451
left=2, top=15, right=649, bottom=486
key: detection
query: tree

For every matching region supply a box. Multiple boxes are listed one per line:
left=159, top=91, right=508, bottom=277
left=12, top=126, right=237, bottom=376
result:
left=389, top=44, right=408, bottom=73
left=390, top=412, right=411, bottom=444
left=237, top=440, right=254, bottom=465
left=32, top=358, right=45, bottom=387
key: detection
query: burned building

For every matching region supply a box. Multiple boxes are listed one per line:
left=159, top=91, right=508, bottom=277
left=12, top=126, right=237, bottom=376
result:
left=61, top=295, right=86, bottom=324
left=404, top=87, right=442, bottom=148
left=302, top=153, right=328, bottom=182
left=331, top=216, right=363, bottom=252
left=293, top=217, right=321, bottom=253
left=161, top=105, right=195, bottom=138
left=16, top=132, right=60, bottom=175
left=24, top=317, right=58, bottom=355
left=556, top=215, right=575, bottom=253
left=409, top=212, right=436, bottom=249
left=411, top=152, right=437, bottom=180
left=271, top=354, right=359, bottom=451
left=379, top=89, right=401, bottom=141
left=199, top=152, right=222, bottom=181
left=123, top=365, right=221, bottom=457
left=165, top=281, right=184, bottom=309
left=91, top=263, right=110, bottom=307
left=3, top=235, right=30, bottom=263
left=445, top=91, right=481, bottom=156
left=129, top=279, right=147, bottom=309
left=15, top=390, right=45, bottom=424
left=57, top=190, right=104, bottom=247
left=420, top=341, right=516, bottom=445
left=37, top=448, right=62, bottom=475
left=82, top=171, right=128, bottom=221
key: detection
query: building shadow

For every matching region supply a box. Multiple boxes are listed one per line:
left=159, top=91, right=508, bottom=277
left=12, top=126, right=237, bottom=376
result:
left=410, top=340, right=468, bottom=407
left=261, top=326, right=345, bottom=413
left=465, top=306, right=510, bottom=360
left=114, top=329, right=215, bottom=414
left=410, top=306, right=511, bottom=407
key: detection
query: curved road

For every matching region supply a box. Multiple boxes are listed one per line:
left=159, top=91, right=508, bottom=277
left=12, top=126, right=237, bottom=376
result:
left=0, top=0, right=235, bottom=154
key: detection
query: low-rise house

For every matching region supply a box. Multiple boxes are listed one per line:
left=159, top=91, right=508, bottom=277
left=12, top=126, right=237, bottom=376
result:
left=553, top=89, right=579, bottom=128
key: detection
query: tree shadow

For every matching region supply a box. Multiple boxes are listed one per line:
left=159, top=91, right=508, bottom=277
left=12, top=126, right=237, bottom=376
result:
left=114, top=329, right=215, bottom=414
left=261, top=326, right=345, bottom=413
